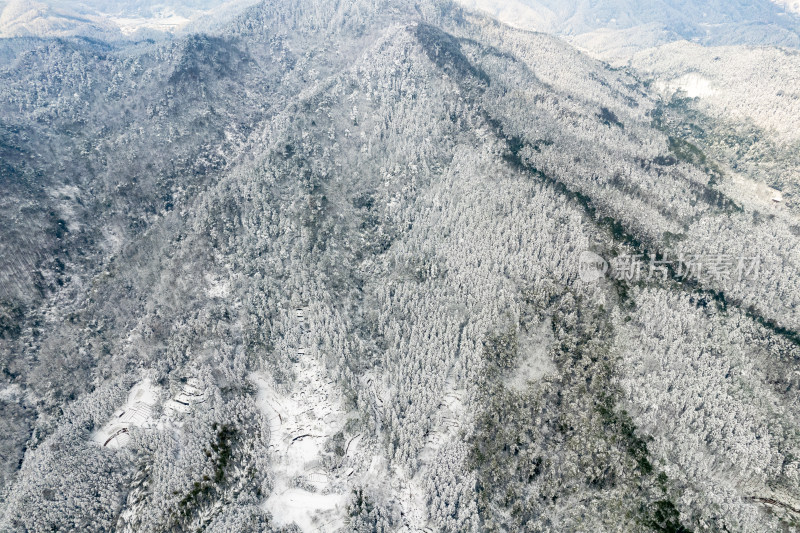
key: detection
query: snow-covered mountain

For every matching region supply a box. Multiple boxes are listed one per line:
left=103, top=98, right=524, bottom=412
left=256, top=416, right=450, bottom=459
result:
left=1, top=0, right=800, bottom=532
left=0, top=0, right=121, bottom=39
left=463, top=0, right=800, bottom=217
left=772, top=0, right=800, bottom=14
left=0, top=0, right=259, bottom=39
left=459, top=0, right=800, bottom=48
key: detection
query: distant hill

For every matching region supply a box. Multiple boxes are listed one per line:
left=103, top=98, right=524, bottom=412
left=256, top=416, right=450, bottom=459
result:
left=0, top=0, right=258, bottom=40
left=458, top=0, right=800, bottom=48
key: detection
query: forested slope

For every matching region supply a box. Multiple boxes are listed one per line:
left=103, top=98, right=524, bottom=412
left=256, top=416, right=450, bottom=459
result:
left=1, top=0, right=799, bottom=531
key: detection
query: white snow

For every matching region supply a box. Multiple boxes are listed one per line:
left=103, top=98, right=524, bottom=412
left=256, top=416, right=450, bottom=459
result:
left=717, top=171, right=792, bottom=217
left=654, top=73, right=715, bottom=99
left=107, top=12, right=191, bottom=35
left=505, top=318, right=556, bottom=392
left=265, top=489, right=347, bottom=532
left=163, top=377, right=207, bottom=417
left=253, top=346, right=350, bottom=532
left=253, top=307, right=476, bottom=532
left=92, top=376, right=207, bottom=448
left=205, top=274, right=230, bottom=299
left=770, top=0, right=800, bottom=14
left=92, top=379, right=160, bottom=449
left=632, top=42, right=800, bottom=143
left=0, top=384, right=22, bottom=401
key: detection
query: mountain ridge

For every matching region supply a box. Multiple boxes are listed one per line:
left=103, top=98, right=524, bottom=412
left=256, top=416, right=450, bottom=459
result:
left=1, top=1, right=800, bottom=531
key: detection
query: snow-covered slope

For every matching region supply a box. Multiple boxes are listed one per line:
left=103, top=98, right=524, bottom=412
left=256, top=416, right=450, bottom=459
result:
left=0, top=0, right=259, bottom=39
left=0, top=0, right=121, bottom=40
left=772, top=0, right=800, bottom=15
left=634, top=42, right=800, bottom=143
left=1, top=0, right=800, bottom=532
left=458, top=0, right=800, bottom=47
left=461, top=0, right=800, bottom=218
